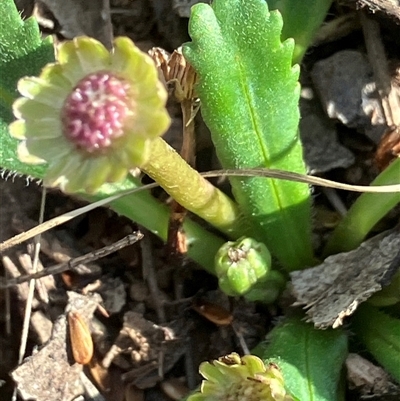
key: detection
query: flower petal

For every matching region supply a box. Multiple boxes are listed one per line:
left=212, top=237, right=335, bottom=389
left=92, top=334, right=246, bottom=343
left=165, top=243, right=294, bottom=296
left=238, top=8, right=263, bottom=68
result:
left=9, top=120, right=27, bottom=140
left=17, top=142, right=46, bottom=164
left=112, top=37, right=159, bottom=85
left=186, top=394, right=208, bottom=401
left=201, top=381, right=222, bottom=396
left=20, top=118, right=62, bottom=139
left=25, top=137, right=72, bottom=161
left=123, top=135, right=151, bottom=167
left=45, top=155, right=80, bottom=190
left=199, top=362, right=226, bottom=384
left=105, top=156, right=130, bottom=182
left=242, top=355, right=266, bottom=376
left=58, top=37, right=110, bottom=84
left=13, top=98, right=60, bottom=120
left=9, top=118, right=61, bottom=139
left=18, top=77, right=67, bottom=108
left=41, top=63, right=73, bottom=90
left=135, top=107, right=171, bottom=138
left=84, top=157, right=114, bottom=190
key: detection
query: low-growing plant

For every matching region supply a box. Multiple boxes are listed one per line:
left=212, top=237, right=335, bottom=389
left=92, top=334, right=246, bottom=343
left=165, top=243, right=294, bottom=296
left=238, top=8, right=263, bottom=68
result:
left=1, top=0, right=400, bottom=400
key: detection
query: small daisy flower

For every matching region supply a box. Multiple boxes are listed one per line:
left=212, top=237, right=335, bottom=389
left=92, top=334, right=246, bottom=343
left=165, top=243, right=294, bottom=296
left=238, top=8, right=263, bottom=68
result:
left=188, top=353, right=294, bottom=401
left=9, top=36, right=171, bottom=193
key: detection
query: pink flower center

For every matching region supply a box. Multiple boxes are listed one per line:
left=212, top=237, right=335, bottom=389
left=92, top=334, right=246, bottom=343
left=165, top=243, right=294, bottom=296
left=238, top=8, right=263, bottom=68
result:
left=61, top=72, right=132, bottom=153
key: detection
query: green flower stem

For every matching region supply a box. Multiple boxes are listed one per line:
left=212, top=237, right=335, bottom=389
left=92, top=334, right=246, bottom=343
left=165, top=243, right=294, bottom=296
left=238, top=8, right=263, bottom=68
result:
left=141, top=136, right=248, bottom=238
left=85, top=178, right=226, bottom=274
left=267, top=0, right=333, bottom=64
left=323, top=158, right=400, bottom=256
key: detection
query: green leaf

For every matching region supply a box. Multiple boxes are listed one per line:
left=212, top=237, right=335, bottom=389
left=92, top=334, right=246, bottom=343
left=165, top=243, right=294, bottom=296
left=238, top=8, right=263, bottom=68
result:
left=267, top=0, right=333, bottom=63
left=324, top=158, right=400, bottom=256
left=353, top=304, right=400, bottom=383
left=253, top=317, right=348, bottom=401
left=0, top=0, right=54, bottom=178
left=183, top=0, right=314, bottom=271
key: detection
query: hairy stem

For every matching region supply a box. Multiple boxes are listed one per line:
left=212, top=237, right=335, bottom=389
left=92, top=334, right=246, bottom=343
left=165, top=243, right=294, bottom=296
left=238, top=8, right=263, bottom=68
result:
left=141, top=136, right=249, bottom=238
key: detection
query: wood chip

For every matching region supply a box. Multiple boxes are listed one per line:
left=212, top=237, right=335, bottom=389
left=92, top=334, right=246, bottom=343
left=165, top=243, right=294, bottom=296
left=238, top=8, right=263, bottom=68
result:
left=290, top=227, right=400, bottom=328
left=346, top=353, right=400, bottom=396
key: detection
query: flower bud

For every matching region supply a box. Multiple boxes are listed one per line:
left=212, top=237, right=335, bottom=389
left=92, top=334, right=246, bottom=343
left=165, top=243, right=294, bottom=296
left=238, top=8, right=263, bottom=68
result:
left=215, top=237, right=272, bottom=296
left=244, top=270, right=286, bottom=303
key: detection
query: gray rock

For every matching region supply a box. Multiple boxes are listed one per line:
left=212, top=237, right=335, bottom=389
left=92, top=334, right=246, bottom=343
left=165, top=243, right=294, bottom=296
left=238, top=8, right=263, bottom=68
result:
left=172, top=0, right=210, bottom=18
left=300, top=86, right=355, bottom=173
left=311, top=50, right=386, bottom=143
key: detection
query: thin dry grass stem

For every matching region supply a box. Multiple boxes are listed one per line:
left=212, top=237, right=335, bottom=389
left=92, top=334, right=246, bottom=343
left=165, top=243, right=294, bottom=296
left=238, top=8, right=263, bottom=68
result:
left=183, top=337, right=197, bottom=390
left=200, top=169, right=400, bottom=192
left=231, top=321, right=251, bottom=355
left=1, top=170, right=400, bottom=255
left=313, top=13, right=360, bottom=47
left=12, top=187, right=46, bottom=401
left=140, top=228, right=166, bottom=323
left=0, top=185, right=157, bottom=253
left=0, top=233, right=143, bottom=289
left=321, top=187, right=348, bottom=216
left=181, top=99, right=197, bottom=167
left=361, top=11, right=400, bottom=127
left=17, top=254, right=49, bottom=304
left=79, top=371, right=106, bottom=401
left=1, top=257, right=37, bottom=302
left=4, top=269, right=11, bottom=335
left=150, top=47, right=199, bottom=260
